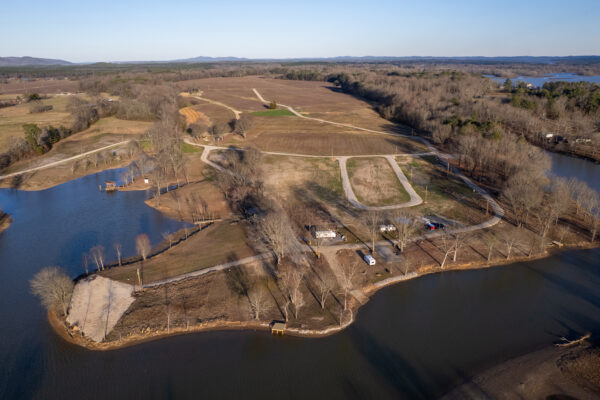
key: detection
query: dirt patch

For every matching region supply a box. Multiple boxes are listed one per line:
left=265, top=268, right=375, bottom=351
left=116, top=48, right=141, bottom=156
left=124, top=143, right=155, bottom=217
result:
left=67, top=275, right=136, bottom=342
left=179, top=106, right=211, bottom=126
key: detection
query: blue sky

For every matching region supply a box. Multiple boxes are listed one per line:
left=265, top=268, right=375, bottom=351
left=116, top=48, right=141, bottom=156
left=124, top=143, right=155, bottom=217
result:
left=1, top=0, right=599, bottom=62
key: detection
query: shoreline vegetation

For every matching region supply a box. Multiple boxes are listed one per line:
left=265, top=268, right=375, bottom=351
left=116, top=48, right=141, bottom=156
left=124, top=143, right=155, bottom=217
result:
left=48, top=239, right=598, bottom=351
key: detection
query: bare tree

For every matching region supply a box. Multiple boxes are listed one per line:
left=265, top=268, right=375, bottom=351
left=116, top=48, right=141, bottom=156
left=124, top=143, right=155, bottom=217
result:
left=502, top=170, right=544, bottom=228
left=452, top=230, right=467, bottom=262
left=248, top=285, right=269, bottom=320
left=363, top=210, right=381, bottom=254
left=114, top=243, right=122, bottom=266
left=503, top=234, right=517, bottom=260
left=339, top=262, right=358, bottom=311
left=136, top=234, right=151, bottom=260
left=258, top=211, right=298, bottom=265
left=278, top=267, right=306, bottom=318
left=162, top=231, right=174, bottom=248
left=390, top=209, right=417, bottom=252
left=315, top=274, right=336, bottom=310
left=30, top=266, right=74, bottom=316
left=483, top=232, right=496, bottom=261
left=90, top=245, right=105, bottom=271
left=437, top=231, right=455, bottom=268
left=136, top=234, right=151, bottom=290
left=291, top=286, right=304, bottom=319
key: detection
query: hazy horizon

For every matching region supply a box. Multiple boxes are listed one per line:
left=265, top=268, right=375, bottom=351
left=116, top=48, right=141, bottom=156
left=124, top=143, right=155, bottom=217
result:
left=1, top=0, right=599, bottom=63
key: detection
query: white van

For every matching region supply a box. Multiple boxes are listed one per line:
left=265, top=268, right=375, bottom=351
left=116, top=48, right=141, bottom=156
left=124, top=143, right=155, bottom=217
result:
left=364, top=254, right=376, bottom=266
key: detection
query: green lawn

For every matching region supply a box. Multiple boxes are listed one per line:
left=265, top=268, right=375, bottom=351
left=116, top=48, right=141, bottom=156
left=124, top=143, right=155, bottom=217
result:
left=251, top=109, right=295, bottom=117
left=182, top=141, right=201, bottom=153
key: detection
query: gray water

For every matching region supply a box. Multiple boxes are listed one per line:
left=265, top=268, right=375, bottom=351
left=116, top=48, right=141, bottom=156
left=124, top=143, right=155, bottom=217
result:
left=485, top=72, right=600, bottom=88
left=549, top=151, right=600, bottom=192
left=0, top=161, right=598, bottom=399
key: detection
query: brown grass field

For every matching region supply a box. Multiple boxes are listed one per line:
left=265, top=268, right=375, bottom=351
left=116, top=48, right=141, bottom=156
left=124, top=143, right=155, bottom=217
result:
left=261, top=154, right=344, bottom=204
left=176, top=77, right=427, bottom=155
left=147, top=178, right=231, bottom=222
left=347, top=157, right=410, bottom=205
left=101, top=221, right=256, bottom=284
left=0, top=78, right=78, bottom=95
left=0, top=95, right=75, bottom=151
left=0, top=116, right=152, bottom=190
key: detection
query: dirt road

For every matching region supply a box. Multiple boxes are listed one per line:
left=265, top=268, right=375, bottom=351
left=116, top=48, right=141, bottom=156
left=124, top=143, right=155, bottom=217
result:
left=0, top=140, right=129, bottom=182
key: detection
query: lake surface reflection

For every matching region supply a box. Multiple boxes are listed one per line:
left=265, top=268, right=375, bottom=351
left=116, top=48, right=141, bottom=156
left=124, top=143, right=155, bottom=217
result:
left=0, top=162, right=598, bottom=399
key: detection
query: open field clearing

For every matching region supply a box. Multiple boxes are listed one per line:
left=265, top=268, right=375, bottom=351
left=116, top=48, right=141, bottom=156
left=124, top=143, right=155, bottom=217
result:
left=192, top=102, right=236, bottom=124
left=396, top=155, right=489, bottom=226
left=261, top=154, right=343, bottom=204
left=242, top=128, right=426, bottom=155
left=176, top=77, right=266, bottom=111
left=347, top=157, right=410, bottom=206
left=0, top=116, right=152, bottom=190
left=251, top=109, right=295, bottom=117
left=0, top=96, right=75, bottom=151
left=0, top=78, right=78, bottom=95
left=148, top=178, right=230, bottom=222
left=101, top=221, right=256, bottom=284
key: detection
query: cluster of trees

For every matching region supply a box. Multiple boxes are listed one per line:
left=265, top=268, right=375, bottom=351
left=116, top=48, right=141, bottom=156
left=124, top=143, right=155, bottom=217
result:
left=507, top=80, right=600, bottom=115
left=145, top=116, right=188, bottom=205
left=215, top=148, right=264, bottom=213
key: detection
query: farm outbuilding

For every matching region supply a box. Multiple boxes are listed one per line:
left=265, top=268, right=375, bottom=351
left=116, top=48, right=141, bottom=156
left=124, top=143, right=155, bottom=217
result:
left=311, top=226, right=336, bottom=239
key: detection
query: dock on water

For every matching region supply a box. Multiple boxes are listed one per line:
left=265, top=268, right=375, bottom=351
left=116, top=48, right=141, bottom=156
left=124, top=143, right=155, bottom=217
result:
left=271, top=322, right=286, bottom=335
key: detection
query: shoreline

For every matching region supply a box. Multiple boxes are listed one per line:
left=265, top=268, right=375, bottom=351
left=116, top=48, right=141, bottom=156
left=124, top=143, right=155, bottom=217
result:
left=49, top=240, right=599, bottom=351
left=0, top=211, right=11, bottom=234
left=442, top=343, right=600, bottom=399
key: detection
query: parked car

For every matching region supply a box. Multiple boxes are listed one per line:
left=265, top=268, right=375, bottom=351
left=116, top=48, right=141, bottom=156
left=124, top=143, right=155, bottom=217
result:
left=364, top=254, right=376, bottom=266
left=424, top=222, right=445, bottom=230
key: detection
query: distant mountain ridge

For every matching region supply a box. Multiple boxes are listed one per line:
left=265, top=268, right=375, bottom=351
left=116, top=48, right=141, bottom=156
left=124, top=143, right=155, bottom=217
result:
left=2, top=55, right=600, bottom=67
left=171, top=55, right=600, bottom=64
left=0, top=56, right=72, bottom=67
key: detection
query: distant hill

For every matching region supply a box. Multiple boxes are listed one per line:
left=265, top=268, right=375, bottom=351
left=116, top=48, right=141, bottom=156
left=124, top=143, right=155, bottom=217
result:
left=0, top=56, right=73, bottom=67
left=174, top=56, right=250, bottom=63
left=167, top=55, right=600, bottom=64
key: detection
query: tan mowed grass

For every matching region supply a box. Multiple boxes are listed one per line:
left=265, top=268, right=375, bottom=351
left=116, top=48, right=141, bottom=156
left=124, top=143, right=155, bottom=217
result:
left=347, top=157, right=410, bottom=206
left=0, top=96, right=75, bottom=152
left=101, top=222, right=255, bottom=284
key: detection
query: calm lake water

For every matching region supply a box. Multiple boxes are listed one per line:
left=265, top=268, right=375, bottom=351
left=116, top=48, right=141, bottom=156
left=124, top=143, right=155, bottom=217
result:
left=549, top=151, right=600, bottom=192
left=0, top=160, right=598, bottom=399
left=485, top=72, right=600, bottom=88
